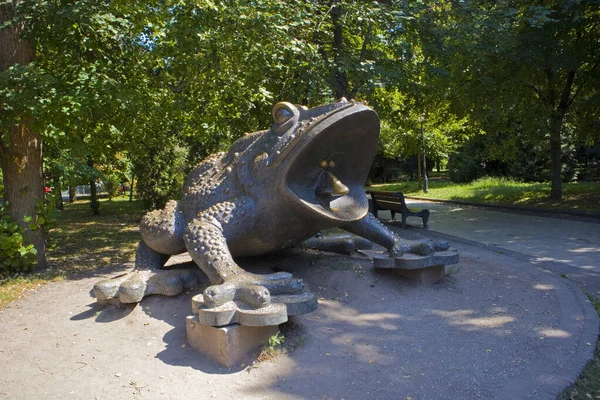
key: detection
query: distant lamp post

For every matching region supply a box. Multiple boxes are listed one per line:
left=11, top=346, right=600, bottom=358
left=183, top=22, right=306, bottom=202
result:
left=419, top=113, right=429, bottom=193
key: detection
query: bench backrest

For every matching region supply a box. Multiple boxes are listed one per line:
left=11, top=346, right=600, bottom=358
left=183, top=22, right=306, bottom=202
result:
left=367, top=190, right=408, bottom=212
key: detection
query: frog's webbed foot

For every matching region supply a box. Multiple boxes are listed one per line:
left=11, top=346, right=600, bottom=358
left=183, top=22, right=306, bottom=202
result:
left=185, top=216, right=317, bottom=325
left=343, top=213, right=451, bottom=256
left=395, top=239, right=451, bottom=256
left=344, top=213, right=459, bottom=271
left=202, top=271, right=305, bottom=308
left=93, top=241, right=198, bottom=304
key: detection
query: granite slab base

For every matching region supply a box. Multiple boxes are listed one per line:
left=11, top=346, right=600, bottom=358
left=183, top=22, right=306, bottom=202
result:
left=191, top=292, right=317, bottom=327
left=360, top=249, right=459, bottom=284
left=394, top=264, right=445, bottom=284
left=186, top=315, right=278, bottom=367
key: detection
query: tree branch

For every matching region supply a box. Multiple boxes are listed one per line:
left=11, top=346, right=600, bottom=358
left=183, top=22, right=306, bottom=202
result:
left=567, top=61, right=599, bottom=108
left=350, top=22, right=373, bottom=99
left=558, top=69, right=576, bottom=112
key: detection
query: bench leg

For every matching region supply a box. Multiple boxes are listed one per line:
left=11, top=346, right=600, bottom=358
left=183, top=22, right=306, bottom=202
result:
left=401, top=213, right=407, bottom=229
left=372, top=205, right=379, bottom=219
left=390, top=211, right=396, bottom=221
left=422, top=210, right=430, bottom=229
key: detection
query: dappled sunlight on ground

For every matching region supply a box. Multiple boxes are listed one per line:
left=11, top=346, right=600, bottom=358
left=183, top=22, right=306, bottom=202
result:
left=428, top=309, right=516, bottom=330
left=318, top=301, right=402, bottom=331
left=569, top=247, right=600, bottom=253
left=533, top=284, right=555, bottom=290
left=535, top=327, right=572, bottom=339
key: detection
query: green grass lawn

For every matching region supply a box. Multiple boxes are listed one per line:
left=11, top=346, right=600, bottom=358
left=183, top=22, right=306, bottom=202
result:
left=370, top=177, right=600, bottom=213
left=0, top=197, right=145, bottom=308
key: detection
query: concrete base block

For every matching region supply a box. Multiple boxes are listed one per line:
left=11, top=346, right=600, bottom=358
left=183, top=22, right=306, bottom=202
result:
left=394, top=265, right=445, bottom=284
left=186, top=316, right=279, bottom=367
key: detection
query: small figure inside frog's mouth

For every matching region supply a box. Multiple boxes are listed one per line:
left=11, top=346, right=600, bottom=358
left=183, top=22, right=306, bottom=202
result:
left=285, top=103, right=380, bottom=222
left=315, top=166, right=350, bottom=198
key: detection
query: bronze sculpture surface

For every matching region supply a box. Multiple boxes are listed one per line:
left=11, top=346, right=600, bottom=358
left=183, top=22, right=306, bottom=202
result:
left=94, top=99, right=456, bottom=326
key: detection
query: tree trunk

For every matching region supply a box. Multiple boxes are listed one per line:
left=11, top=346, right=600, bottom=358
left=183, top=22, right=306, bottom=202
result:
left=0, top=3, right=46, bottom=268
left=330, top=2, right=352, bottom=100
left=417, top=151, right=422, bottom=190
left=549, top=113, right=564, bottom=201
left=0, top=122, right=46, bottom=268
left=69, top=185, right=77, bottom=203
left=89, top=178, right=99, bottom=215
left=87, top=157, right=100, bottom=215
left=129, top=173, right=135, bottom=202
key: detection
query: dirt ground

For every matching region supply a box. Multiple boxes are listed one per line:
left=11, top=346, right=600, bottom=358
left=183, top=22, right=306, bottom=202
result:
left=0, top=238, right=595, bottom=400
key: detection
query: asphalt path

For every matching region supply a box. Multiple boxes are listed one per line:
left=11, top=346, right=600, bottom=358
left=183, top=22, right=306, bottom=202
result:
left=377, top=200, right=600, bottom=295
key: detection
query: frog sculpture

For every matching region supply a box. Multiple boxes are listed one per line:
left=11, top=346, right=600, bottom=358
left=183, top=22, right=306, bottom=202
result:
left=94, top=99, right=453, bottom=324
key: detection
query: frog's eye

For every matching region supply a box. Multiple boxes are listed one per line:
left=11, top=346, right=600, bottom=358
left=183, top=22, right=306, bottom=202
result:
left=272, top=102, right=296, bottom=124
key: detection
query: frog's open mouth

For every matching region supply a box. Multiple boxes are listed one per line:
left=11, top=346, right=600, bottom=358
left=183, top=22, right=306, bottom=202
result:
left=285, top=105, right=379, bottom=222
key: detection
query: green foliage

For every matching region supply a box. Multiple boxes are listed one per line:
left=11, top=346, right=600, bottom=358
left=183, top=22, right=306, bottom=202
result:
left=102, top=174, right=120, bottom=201
left=35, top=195, right=58, bottom=232
left=415, top=0, right=600, bottom=199
left=447, top=149, right=482, bottom=183
left=134, top=143, right=188, bottom=210
left=0, top=205, right=38, bottom=277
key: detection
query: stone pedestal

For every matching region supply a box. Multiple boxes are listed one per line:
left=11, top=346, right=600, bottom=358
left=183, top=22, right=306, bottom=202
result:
left=186, top=316, right=279, bottom=367
left=394, top=265, right=446, bottom=284
left=360, top=249, right=459, bottom=285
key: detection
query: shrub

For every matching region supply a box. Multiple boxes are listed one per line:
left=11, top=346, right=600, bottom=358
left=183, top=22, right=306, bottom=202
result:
left=134, top=143, right=188, bottom=209
left=447, top=150, right=481, bottom=183
left=103, top=173, right=121, bottom=200
left=0, top=204, right=37, bottom=277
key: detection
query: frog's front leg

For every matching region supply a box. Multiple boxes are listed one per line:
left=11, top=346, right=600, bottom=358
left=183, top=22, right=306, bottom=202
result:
left=185, top=215, right=304, bottom=309
left=342, top=213, right=449, bottom=256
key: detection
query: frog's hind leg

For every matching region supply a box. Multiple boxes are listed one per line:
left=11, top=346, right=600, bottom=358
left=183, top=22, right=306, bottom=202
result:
left=298, top=232, right=374, bottom=254
left=342, top=213, right=450, bottom=256
left=93, top=201, right=197, bottom=304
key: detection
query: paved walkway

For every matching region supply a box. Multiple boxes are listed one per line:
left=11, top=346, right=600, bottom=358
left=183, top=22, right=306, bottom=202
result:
left=0, top=201, right=598, bottom=399
left=377, top=200, right=600, bottom=295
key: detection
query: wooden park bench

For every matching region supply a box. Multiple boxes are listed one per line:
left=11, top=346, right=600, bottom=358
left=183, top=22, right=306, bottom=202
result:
left=367, top=190, right=429, bottom=228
